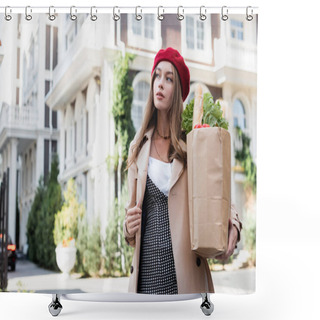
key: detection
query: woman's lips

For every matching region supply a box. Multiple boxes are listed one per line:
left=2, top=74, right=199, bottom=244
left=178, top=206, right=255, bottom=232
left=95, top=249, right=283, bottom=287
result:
left=156, top=92, right=164, bottom=100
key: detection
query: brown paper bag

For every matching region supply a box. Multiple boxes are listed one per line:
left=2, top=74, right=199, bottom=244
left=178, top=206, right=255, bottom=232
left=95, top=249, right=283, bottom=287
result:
left=187, top=127, right=231, bottom=258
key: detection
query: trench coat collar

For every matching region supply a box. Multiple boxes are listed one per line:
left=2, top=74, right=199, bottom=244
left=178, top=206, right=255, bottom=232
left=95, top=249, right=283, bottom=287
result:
left=136, top=126, right=186, bottom=193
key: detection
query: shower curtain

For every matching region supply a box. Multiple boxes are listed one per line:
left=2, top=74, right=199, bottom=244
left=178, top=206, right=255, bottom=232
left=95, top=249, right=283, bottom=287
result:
left=0, top=7, right=257, bottom=297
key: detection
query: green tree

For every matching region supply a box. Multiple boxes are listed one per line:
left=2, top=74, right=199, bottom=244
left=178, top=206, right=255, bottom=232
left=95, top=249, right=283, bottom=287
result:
left=27, top=155, right=62, bottom=270
left=76, top=217, right=102, bottom=277
left=104, top=182, right=133, bottom=277
left=107, top=52, right=136, bottom=275
left=26, top=177, right=45, bottom=264
left=234, top=126, right=257, bottom=194
left=111, top=52, right=136, bottom=194
left=53, top=178, right=85, bottom=247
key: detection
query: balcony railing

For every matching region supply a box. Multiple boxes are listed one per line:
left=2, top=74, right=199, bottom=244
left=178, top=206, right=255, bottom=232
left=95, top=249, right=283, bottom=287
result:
left=0, top=103, right=38, bottom=134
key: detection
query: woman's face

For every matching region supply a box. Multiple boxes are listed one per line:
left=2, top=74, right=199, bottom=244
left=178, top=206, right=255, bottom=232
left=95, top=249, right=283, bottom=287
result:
left=153, top=61, right=175, bottom=113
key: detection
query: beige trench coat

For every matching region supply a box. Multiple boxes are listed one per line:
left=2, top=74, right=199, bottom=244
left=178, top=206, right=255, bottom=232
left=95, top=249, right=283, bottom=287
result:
left=123, top=126, right=242, bottom=294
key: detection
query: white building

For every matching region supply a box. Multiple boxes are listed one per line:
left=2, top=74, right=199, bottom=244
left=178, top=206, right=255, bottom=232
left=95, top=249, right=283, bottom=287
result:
left=0, top=14, right=59, bottom=251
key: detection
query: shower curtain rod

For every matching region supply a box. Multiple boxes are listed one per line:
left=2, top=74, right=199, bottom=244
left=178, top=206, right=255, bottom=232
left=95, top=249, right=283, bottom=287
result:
left=0, top=6, right=259, bottom=15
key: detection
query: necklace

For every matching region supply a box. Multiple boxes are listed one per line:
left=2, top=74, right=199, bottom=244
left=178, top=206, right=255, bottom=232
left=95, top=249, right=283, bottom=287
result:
left=153, top=138, right=170, bottom=163
left=156, top=128, right=170, bottom=140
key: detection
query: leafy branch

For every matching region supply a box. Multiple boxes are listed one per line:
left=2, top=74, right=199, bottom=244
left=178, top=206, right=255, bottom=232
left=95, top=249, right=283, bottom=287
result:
left=234, top=126, right=257, bottom=194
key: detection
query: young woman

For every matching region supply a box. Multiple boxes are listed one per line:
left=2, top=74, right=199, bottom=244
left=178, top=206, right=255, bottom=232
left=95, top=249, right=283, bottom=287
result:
left=124, top=47, right=242, bottom=294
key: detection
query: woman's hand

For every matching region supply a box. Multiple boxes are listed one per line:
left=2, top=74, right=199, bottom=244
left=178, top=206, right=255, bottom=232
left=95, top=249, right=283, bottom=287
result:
left=125, top=200, right=142, bottom=237
left=215, top=219, right=238, bottom=261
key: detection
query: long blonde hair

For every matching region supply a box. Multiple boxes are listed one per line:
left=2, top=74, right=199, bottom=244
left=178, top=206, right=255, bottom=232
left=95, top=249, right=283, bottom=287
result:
left=126, top=65, right=187, bottom=171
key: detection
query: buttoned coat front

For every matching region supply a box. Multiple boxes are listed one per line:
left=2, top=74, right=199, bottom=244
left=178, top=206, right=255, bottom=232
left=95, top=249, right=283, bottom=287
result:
left=124, top=126, right=241, bottom=294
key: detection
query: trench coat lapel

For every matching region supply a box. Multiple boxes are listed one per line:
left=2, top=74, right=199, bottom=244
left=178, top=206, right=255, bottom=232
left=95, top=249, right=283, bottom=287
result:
left=169, top=148, right=185, bottom=191
left=135, top=128, right=152, bottom=204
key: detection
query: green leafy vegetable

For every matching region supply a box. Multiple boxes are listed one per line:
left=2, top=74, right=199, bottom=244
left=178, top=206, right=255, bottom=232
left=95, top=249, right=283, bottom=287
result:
left=181, top=98, right=194, bottom=135
left=182, top=92, right=229, bottom=135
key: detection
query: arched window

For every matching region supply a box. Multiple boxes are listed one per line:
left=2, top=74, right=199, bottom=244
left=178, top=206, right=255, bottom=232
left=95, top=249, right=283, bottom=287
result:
left=233, top=99, right=246, bottom=130
left=131, top=81, right=150, bottom=132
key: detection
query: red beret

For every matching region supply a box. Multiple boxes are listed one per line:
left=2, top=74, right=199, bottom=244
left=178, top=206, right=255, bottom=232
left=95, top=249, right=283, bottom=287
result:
left=151, top=47, right=190, bottom=102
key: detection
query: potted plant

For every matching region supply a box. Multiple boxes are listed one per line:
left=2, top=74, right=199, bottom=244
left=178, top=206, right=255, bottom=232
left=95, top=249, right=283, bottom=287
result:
left=53, top=179, right=85, bottom=278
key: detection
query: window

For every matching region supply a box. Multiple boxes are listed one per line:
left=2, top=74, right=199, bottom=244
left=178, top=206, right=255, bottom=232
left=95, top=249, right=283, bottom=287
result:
left=233, top=99, right=246, bottom=130
left=186, top=17, right=204, bottom=50
left=131, top=81, right=150, bottom=132
left=64, top=14, right=87, bottom=51
left=45, top=26, right=50, bottom=70
left=52, top=109, right=57, bottom=129
left=181, top=15, right=212, bottom=63
left=46, top=26, right=58, bottom=70
left=16, top=88, right=19, bottom=106
left=144, top=14, right=154, bottom=39
left=186, top=17, right=194, bottom=49
left=16, top=48, right=20, bottom=78
left=132, top=18, right=141, bottom=36
left=53, top=27, right=58, bottom=69
left=127, top=14, right=160, bottom=50
left=52, top=140, right=57, bottom=156
left=131, top=14, right=154, bottom=39
left=231, top=20, right=244, bottom=41
left=186, top=91, right=195, bottom=106
left=45, top=81, right=50, bottom=128
left=44, top=139, right=49, bottom=182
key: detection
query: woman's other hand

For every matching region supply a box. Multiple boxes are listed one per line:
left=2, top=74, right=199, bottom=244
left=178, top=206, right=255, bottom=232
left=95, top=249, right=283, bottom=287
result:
left=215, top=219, right=238, bottom=261
left=126, top=200, right=142, bottom=237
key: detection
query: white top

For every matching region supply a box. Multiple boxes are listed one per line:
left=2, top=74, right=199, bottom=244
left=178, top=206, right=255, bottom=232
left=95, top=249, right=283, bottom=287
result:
left=148, top=156, right=173, bottom=197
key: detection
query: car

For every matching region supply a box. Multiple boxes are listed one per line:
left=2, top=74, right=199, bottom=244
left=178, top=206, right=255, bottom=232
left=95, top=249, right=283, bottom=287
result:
left=0, top=233, right=17, bottom=271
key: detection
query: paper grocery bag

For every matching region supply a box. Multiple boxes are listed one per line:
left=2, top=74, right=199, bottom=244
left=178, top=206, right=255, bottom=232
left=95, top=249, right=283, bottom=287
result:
left=187, top=127, right=231, bottom=258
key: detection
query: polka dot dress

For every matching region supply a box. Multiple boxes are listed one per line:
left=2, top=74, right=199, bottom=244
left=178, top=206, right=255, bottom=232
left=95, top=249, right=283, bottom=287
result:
left=137, top=174, right=178, bottom=295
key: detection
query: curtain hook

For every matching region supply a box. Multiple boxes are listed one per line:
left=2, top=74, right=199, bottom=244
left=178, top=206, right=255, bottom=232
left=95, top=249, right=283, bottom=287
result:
left=90, top=6, right=97, bottom=21
left=157, top=6, right=164, bottom=21
left=5, top=6, right=12, bottom=21
left=221, top=6, right=228, bottom=21
left=70, top=6, right=77, bottom=21
left=48, top=6, right=56, bottom=21
left=177, top=6, right=184, bottom=21
left=25, top=6, right=32, bottom=21
left=135, top=6, right=142, bottom=21
left=113, top=6, right=120, bottom=21
left=200, top=6, right=207, bottom=21
left=246, top=6, right=254, bottom=21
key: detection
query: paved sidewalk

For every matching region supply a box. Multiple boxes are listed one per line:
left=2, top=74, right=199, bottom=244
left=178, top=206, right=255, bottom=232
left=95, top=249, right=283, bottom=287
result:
left=7, top=257, right=255, bottom=294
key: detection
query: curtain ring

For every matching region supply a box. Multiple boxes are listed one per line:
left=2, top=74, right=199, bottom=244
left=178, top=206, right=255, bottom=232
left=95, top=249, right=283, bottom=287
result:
left=70, top=6, right=77, bottom=21
left=157, top=6, right=164, bottom=21
left=5, top=6, right=12, bottom=21
left=200, top=6, right=207, bottom=21
left=246, top=6, right=254, bottom=21
left=135, top=6, right=142, bottom=21
left=177, top=6, right=184, bottom=21
left=25, top=6, right=32, bottom=21
left=113, top=6, right=120, bottom=21
left=48, top=6, right=56, bottom=21
left=90, top=6, right=97, bottom=21
left=221, top=6, right=228, bottom=21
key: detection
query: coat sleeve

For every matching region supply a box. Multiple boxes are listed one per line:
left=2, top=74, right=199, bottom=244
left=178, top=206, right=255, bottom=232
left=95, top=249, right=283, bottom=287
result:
left=230, top=204, right=242, bottom=242
left=123, top=140, right=138, bottom=247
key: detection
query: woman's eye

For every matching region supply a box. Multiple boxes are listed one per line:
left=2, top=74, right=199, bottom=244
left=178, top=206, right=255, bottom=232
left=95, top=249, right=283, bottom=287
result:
left=167, top=77, right=173, bottom=82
